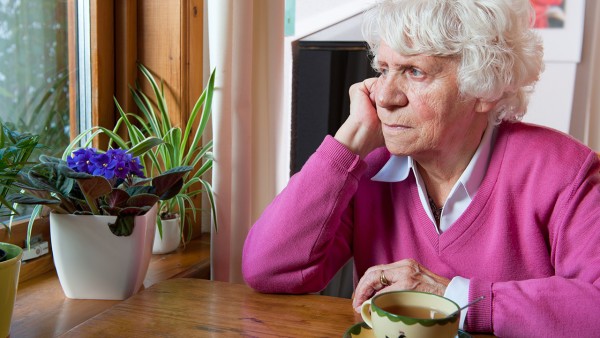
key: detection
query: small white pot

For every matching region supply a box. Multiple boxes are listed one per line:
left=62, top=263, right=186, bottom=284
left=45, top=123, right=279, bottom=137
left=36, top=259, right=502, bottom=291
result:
left=50, top=205, right=157, bottom=300
left=152, top=214, right=181, bottom=254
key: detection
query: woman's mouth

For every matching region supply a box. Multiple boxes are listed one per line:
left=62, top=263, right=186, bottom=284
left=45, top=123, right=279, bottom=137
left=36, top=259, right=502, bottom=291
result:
left=382, top=123, right=410, bottom=132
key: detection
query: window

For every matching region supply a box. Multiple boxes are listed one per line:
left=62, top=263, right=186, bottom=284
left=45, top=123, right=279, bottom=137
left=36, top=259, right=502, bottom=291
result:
left=0, top=0, right=204, bottom=251
left=0, top=0, right=78, bottom=223
left=0, top=0, right=73, bottom=157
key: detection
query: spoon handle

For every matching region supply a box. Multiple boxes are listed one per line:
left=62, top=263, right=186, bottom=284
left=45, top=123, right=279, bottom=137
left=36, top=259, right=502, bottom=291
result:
left=447, top=296, right=485, bottom=318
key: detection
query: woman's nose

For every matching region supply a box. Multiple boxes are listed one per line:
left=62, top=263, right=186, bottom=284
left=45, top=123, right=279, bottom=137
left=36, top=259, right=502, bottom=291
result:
left=376, top=76, right=408, bottom=109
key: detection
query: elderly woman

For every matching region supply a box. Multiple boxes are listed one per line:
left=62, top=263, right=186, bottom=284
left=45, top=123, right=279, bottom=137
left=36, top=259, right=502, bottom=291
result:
left=242, top=0, right=600, bottom=336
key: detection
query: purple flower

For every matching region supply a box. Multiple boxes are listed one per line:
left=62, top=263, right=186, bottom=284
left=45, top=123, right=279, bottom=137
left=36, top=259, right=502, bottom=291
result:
left=67, top=148, right=98, bottom=174
left=106, top=148, right=128, bottom=161
left=90, top=152, right=117, bottom=179
left=127, top=156, right=145, bottom=178
left=106, top=149, right=130, bottom=179
left=67, top=147, right=145, bottom=181
left=113, top=159, right=130, bottom=179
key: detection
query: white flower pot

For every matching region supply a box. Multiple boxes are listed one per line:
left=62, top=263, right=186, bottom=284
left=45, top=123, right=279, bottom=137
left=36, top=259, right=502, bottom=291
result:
left=152, top=215, right=181, bottom=254
left=50, top=205, right=157, bottom=300
left=0, top=242, right=22, bottom=338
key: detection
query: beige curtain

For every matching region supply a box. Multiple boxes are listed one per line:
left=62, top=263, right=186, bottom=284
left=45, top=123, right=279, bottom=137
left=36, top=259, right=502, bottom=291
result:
left=571, top=1, right=600, bottom=148
left=207, top=0, right=285, bottom=283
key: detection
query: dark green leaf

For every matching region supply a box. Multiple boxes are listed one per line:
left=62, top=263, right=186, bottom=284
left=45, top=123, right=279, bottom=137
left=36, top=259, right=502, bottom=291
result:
left=152, top=166, right=192, bottom=200
left=127, top=193, right=160, bottom=208
left=108, top=206, right=151, bottom=236
left=109, top=214, right=135, bottom=236
left=6, top=193, right=60, bottom=205
left=76, top=176, right=113, bottom=200
left=59, top=165, right=94, bottom=179
left=26, top=162, right=74, bottom=197
left=101, top=206, right=122, bottom=215
left=106, top=189, right=130, bottom=208
left=126, top=185, right=154, bottom=196
left=75, top=176, right=112, bottom=214
left=73, top=210, right=94, bottom=215
left=39, top=155, right=62, bottom=164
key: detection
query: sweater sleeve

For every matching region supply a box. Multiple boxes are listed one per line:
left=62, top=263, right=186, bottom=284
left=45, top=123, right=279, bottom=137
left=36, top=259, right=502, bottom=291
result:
left=467, top=151, right=600, bottom=337
left=242, top=136, right=367, bottom=294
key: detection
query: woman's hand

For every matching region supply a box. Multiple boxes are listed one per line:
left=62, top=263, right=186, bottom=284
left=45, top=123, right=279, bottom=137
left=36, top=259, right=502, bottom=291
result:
left=351, top=259, right=450, bottom=312
left=334, top=77, right=385, bottom=158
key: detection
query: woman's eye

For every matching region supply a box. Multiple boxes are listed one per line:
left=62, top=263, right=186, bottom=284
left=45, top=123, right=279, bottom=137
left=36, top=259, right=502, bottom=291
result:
left=409, top=67, right=423, bottom=77
left=378, top=68, right=388, bottom=76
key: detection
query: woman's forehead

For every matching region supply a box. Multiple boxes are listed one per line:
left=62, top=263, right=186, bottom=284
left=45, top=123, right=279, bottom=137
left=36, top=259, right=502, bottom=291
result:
left=376, top=42, right=458, bottom=69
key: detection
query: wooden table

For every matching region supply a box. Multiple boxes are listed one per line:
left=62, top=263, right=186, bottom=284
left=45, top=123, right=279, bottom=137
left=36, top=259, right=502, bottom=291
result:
left=11, top=237, right=210, bottom=338
left=60, top=278, right=493, bottom=337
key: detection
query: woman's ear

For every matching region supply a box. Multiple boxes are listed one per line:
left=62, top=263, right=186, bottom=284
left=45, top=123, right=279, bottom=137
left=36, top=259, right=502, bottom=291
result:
left=475, top=99, right=497, bottom=114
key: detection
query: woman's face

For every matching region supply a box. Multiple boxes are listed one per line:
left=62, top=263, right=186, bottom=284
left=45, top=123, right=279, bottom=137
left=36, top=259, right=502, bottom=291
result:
left=374, top=42, right=488, bottom=160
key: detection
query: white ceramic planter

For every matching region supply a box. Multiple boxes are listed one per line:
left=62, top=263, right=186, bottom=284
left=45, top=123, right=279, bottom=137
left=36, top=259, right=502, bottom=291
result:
left=152, top=215, right=181, bottom=254
left=0, top=242, right=22, bottom=338
left=50, top=205, right=157, bottom=300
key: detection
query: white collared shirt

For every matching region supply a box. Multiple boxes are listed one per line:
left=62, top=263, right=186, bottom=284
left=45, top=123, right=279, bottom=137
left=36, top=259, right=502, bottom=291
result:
left=372, top=122, right=496, bottom=232
left=370, top=122, right=497, bottom=328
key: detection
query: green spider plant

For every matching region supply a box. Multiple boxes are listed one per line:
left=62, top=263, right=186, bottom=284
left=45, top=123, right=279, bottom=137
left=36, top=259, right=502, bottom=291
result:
left=0, top=122, right=40, bottom=230
left=65, top=64, right=217, bottom=244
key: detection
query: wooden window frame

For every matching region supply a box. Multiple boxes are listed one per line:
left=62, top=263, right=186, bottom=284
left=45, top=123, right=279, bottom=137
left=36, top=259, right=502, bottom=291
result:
left=0, top=0, right=204, bottom=283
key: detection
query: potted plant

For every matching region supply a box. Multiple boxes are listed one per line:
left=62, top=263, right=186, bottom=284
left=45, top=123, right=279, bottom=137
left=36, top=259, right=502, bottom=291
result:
left=0, top=122, right=39, bottom=338
left=135, top=64, right=217, bottom=253
left=8, top=139, right=192, bottom=300
left=72, top=63, right=217, bottom=254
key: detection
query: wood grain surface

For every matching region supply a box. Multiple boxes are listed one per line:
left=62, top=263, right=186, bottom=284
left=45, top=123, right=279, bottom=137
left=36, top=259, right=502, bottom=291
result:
left=11, top=236, right=210, bottom=338
left=60, top=278, right=494, bottom=338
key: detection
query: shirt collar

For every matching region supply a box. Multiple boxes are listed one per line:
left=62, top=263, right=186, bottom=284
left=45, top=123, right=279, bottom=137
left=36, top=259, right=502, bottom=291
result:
left=371, top=122, right=496, bottom=199
left=459, top=121, right=496, bottom=198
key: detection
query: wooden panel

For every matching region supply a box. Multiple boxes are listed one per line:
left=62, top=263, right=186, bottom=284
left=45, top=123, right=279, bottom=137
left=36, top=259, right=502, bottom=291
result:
left=91, top=0, right=115, bottom=148
left=114, top=0, right=138, bottom=119
left=143, top=235, right=210, bottom=286
left=137, top=0, right=204, bottom=238
left=187, top=0, right=205, bottom=238
left=138, top=0, right=184, bottom=126
left=0, top=217, right=54, bottom=284
left=0, top=218, right=50, bottom=248
left=187, top=0, right=204, bottom=113
left=19, top=254, right=55, bottom=284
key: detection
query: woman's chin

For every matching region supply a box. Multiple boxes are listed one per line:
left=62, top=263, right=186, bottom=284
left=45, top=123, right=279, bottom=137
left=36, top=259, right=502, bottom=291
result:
left=384, top=141, right=413, bottom=156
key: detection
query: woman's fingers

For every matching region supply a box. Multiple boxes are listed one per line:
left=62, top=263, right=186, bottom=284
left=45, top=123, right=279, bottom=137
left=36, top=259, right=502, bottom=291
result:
left=335, top=77, right=384, bottom=158
left=352, top=259, right=450, bottom=312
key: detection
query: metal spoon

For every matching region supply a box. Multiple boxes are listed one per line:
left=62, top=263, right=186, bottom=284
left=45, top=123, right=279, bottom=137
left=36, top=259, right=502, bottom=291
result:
left=446, top=296, right=485, bottom=318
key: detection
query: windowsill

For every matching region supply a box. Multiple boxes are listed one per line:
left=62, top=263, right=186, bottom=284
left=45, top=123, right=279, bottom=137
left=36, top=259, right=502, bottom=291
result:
left=9, top=234, right=210, bottom=337
left=0, top=217, right=50, bottom=253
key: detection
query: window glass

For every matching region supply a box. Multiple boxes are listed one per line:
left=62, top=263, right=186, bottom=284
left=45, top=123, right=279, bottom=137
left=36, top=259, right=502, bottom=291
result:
left=0, top=0, right=75, bottom=221
left=0, top=0, right=71, bottom=158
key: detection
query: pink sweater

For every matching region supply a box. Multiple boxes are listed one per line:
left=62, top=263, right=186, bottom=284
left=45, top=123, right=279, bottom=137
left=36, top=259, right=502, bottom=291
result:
left=242, top=122, right=600, bottom=337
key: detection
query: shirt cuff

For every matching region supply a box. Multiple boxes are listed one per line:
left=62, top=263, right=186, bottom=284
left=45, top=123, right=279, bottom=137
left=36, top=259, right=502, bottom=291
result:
left=444, top=276, right=470, bottom=330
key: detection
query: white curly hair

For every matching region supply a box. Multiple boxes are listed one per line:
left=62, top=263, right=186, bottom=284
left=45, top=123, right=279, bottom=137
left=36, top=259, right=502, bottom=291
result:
left=362, top=0, right=544, bottom=122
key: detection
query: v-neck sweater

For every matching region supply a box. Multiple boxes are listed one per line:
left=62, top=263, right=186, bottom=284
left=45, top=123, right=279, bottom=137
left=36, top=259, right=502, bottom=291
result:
left=242, top=121, right=600, bottom=337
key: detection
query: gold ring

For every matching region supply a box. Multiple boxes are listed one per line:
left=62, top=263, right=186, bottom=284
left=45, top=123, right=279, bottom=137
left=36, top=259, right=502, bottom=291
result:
left=380, top=270, right=390, bottom=286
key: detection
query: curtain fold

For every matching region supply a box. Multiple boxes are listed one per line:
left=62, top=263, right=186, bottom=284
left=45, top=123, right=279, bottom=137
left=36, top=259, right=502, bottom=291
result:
left=207, top=0, right=284, bottom=283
